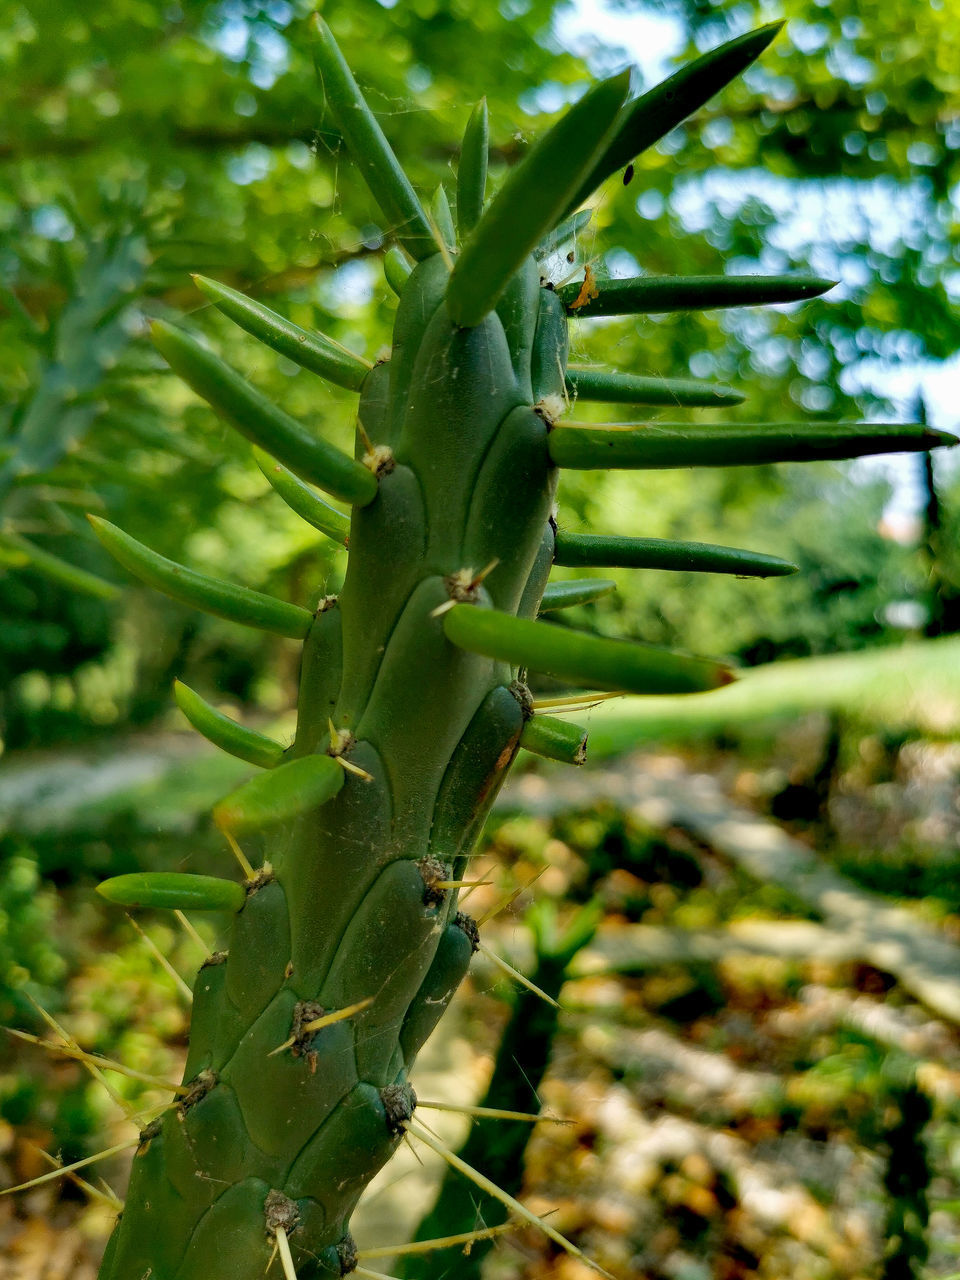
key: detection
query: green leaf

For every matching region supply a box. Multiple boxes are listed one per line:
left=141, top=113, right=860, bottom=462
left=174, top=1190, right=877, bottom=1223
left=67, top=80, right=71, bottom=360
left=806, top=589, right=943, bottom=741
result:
left=520, top=715, right=588, bottom=765
left=191, top=275, right=370, bottom=391
left=213, top=753, right=344, bottom=835
left=557, top=274, right=835, bottom=317
left=312, top=14, right=435, bottom=261
left=554, top=532, right=797, bottom=577
left=566, top=367, right=744, bottom=407
left=0, top=531, right=120, bottom=600
left=383, top=246, right=413, bottom=297
left=563, top=21, right=785, bottom=216
left=539, top=578, right=617, bottom=611
left=253, top=447, right=350, bottom=546
left=548, top=421, right=959, bottom=470
left=442, top=603, right=732, bottom=694
left=456, top=98, right=488, bottom=237
left=151, top=320, right=378, bottom=506
left=87, top=515, right=313, bottom=637
left=446, top=71, right=631, bottom=327
left=174, top=679, right=285, bottom=769
left=430, top=183, right=455, bottom=249
left=97, top=872, right=246, bottom=912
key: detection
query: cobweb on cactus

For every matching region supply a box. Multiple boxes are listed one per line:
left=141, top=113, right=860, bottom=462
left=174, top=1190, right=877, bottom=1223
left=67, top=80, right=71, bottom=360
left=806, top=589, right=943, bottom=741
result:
left=4, top=12, right=955, bottom=1280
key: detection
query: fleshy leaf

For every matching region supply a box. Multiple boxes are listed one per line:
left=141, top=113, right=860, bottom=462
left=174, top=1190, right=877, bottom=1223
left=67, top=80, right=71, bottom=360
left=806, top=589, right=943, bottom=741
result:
left=554, top=532, right=797, bottom=577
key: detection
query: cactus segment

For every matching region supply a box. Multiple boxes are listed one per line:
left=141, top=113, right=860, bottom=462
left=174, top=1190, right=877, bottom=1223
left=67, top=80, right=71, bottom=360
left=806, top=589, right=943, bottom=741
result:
left=253, top=448, right=351, bottom=546
left=97, top=872, right=247, bottom=913
left=173, top=679, right=286, bottom=768
left=539, top=578, right=617, bottom=611
left=549, top=421, right=959, bottom=470
left=87, top=516, right=314, bottom=637
left=442, top=603, right=733, bottom=695
left=520, top=715, right=589, bottom=764
left=456, top=97, right=488, bottom=237
left=191, top=276, right=370, bottom=391
left=311, top=15, right=435, bottom=261
left=150, top=320, right=378, bottom=506
left=554, top=532, right=797, bottom=577
left=562, top=20, right=785, bottom=217
left=429, top=184, right=456, bottom=252
left=557, top=273, right=836, bottom=316
left=399, top=919, right=476, bottom=1065
left=383, top=245, right=414, bottom=296
left=566, top=366, right=745, bottom=407
left=212, top=753, right=345, bottom=835
left=446, top=71, right=631, bottom=327
left=0, top=531, right=121, bottom=600
left=534, top=209, right=593, bottom=261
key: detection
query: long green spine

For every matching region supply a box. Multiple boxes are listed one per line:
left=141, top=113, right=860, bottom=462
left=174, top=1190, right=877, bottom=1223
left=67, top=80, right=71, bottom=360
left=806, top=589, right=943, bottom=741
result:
left=73, top=19, right=957, bottom=1280
left=549, top=421, right=956, bottom=470
left=557, top=273, right=835, bottom=316
left=88, top=515, right=314, bottom=637
left=554, top=531, right=797, bottom=577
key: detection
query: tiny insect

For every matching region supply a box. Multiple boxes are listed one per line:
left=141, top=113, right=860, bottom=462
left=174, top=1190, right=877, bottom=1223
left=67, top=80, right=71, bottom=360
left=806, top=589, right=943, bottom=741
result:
left=623, top=162, right=635, bottom=185
left=566, top=250, right=575, bottom=263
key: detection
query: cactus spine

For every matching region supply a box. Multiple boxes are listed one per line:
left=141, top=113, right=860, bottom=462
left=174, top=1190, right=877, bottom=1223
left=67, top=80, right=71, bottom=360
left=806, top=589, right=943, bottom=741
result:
left=82, top=16, right=955, bottom=1280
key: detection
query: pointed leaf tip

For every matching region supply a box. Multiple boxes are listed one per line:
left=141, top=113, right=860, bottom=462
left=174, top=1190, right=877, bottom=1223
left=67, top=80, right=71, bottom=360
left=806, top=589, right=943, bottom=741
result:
left=447, top=70, right=631, bottom=326
left=563, top=20, right=788, bottom=216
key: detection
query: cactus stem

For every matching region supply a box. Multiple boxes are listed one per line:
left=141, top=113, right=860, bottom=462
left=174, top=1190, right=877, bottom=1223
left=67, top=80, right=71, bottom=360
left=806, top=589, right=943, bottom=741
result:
left=173, top=909, right=211, bottom=958
left=0, top=1138, right=140, bottom=1196
left=126, top=914, right=193, bottom=1003
left=476, top=942, right=561, bottom=1009
left=474, top=866, right=547, bottom=924
left=5, top=1027, right=189, bottom=1096
left=417, top=1100, right=572, bottom=1124
left=223, top=829, right=256, bottom=880
left=273, top=1226, right=298, bottom=1280
left=357, top=1222, right=517, bottom=1259
left=268, top=997, right=375, bottom=1057
left=404, top=1120, right=613, bottom=1277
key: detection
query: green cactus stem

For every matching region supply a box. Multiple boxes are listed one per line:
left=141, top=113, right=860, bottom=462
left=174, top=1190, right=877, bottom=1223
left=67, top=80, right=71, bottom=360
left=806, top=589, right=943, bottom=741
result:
left=77, top=17, right=958, bottom=1280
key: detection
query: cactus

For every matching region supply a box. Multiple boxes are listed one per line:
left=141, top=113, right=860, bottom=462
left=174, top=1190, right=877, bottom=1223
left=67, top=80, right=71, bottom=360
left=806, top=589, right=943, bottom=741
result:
left=15, top=15, right=955, bottom=1279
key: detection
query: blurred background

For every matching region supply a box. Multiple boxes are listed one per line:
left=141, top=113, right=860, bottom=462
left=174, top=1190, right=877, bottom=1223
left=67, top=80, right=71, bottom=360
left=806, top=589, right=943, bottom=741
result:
left=1, top=0, right=959, bottom=1276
